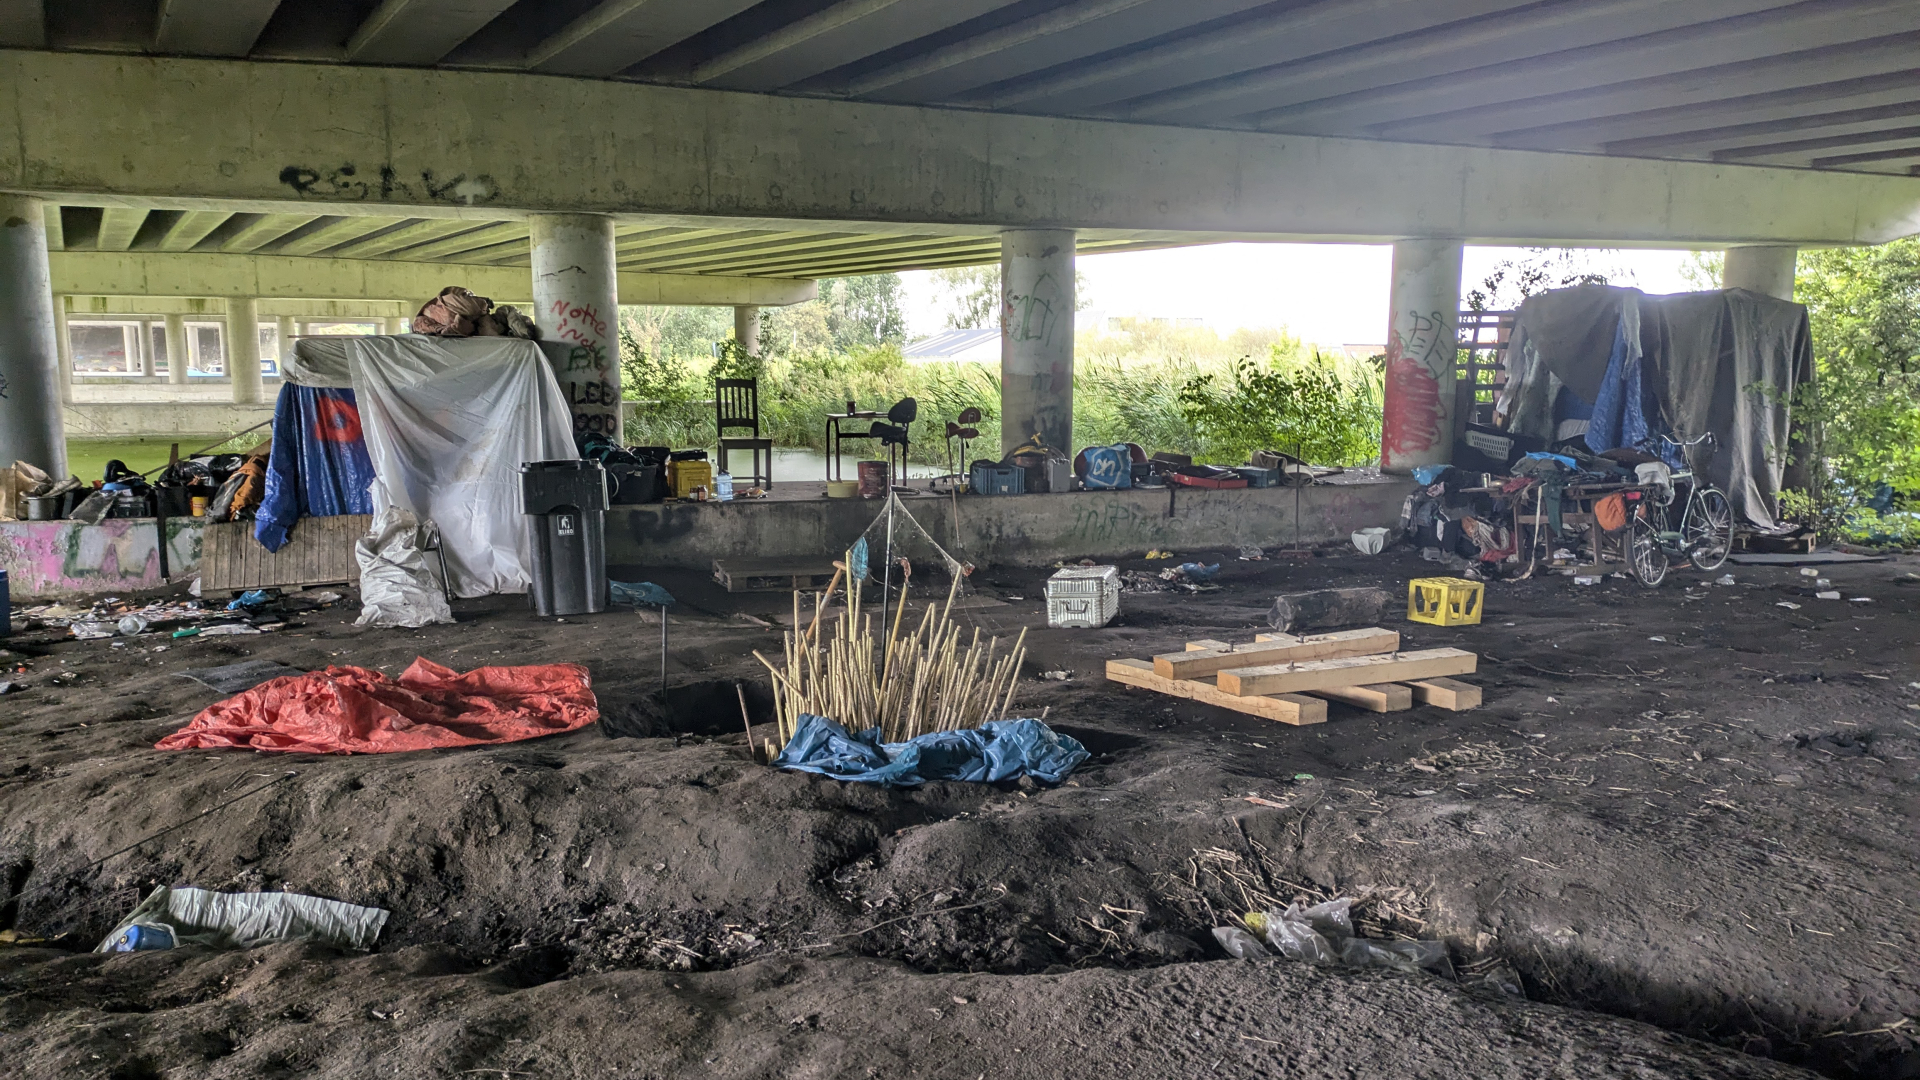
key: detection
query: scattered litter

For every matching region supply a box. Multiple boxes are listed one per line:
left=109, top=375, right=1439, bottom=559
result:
left=116, top=615, right=149, bottom=636
left=1350, top=527, right=1389, bottom=555
left=99, top=886, right=389, bottom=953
left=1816, top=591, right=1841, bottom=600
left=772, top=714, right=1088, bottom=788
left=155, top=658, right=599, bottom=755
left=1648, top=636, right=1666, bottom=643
left=1237, top=545, right=1266, bottom=561
left=70, top=621, right=114, bottom=639
left=306, top=591, right=343, bottom=604
left=197, top=624, right=264, bottom=637
left=1716, top=574, right=1736, bottom=586
left=226, top=589, right=276, bottom=612
left=1118, top=570, right=1172, bottom=594
left=175, top=659, right=307, bottom=695
left=1573, top=576, right=1600, bottom=586
left=354, top=507, right=454, bottom=629
left=1814, top=578, right=1832, bottom=589
left=1212, top=925, right=1267, bottom=959
left=0, top=681, right=16, bottom=695
left=1223, top=899, right=1447, bottom=973
left=1037, top=670, right=1072, bottom=681
left=1144, top=549, right=1174, bottom=560
left=1776, top=601, right=1802, bottom=610
left=1292, top=773, right=1314, bottom=781
left=1800, top=567, right=1821, bottom=577
left=1850, top=597, right=1872, bottom=603
left=1160, top=561, right=1221, bottom=585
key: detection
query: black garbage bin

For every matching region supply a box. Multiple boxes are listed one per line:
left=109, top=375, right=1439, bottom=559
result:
left=520, top=459, right=609, bottom=617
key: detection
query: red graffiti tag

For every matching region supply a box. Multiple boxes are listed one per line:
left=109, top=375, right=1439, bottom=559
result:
left=1381, top=352, right=1441, bottom=465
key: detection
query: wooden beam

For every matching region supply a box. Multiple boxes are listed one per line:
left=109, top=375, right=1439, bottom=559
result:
left=1184, top=639, right=1232, bottom=651
left=1106, top=659, right=1326, bottom=726
left=1407, top=677, right=1484, bottom=711
left=1309, top=683, right=1413, bottom=713
left=1154, top=628, right=1400, bottom=680
left=1217, top=648, right=1477, bottom=697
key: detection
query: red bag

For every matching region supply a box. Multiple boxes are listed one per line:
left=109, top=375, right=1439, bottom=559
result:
left=157, top=658, right=599, bottom=755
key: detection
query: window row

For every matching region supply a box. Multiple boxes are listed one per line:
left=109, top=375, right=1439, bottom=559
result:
left=66, top=319, right=384, bottom=378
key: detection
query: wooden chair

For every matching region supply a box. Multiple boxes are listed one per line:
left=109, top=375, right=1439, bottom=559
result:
left=716, top=378, right=774, bottom=489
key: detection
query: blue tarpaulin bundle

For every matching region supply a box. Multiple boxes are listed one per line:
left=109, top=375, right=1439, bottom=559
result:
left=773, top=714, right=1090, bottom=787
left=256, top=385, right=376, bottom=552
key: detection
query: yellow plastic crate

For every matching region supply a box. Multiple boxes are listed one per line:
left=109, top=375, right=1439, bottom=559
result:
left=669, top=459, right=712, bottom=499
left=1407, top=576, right=1483, bottom=626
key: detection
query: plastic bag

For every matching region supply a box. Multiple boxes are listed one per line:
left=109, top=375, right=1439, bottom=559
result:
left=1243, top=898, right=1446, bottom=973
left=1212, top=926, right=1269, bottom=960
left=97, top=885, right=389, bottom=952
left=353, top=507, right=453, bottom=628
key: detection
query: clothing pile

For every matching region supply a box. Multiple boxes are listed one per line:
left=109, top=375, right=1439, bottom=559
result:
left=1398, top=463, right=1520, bottom=575
left=411, top=286, right=537, bottom=339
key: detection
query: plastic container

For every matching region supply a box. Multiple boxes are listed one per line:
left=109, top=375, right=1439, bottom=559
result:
left=190, top=495, right=208, bottom=517
left=24, top=494, right=61, bottom=520
left=1237, top=466, right=1280, bottom=488
left=668, top=459, right=712, bottom=499
left=1350, top=527, right=1389, bottom=555
left=1408, top=576, right=1483, bottom=625
left=857, top=460, right=889, bottom=499
left=825, top=480, right=858, bottom=498
left=713, top=471, right=734, bottom=502
left=108, top=924, right=175, bottom=952
left=519, top=460, right=609, bottom=618
left=1046, top=565, right=1121, bottom=629
left=968, top=462, right=1025, bottom=496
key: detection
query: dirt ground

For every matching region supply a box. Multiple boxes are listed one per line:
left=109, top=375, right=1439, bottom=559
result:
left=1, top=544, right=1916, bottom=1079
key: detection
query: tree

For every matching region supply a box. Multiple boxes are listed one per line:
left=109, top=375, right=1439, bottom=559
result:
left=932, top=265, right=1000, bottom=329
left=1794, top=240, right=1920, bottom=496
left=1464, top=248, right=1620, bottom=311
left=819, top=274, right=907, bottom=351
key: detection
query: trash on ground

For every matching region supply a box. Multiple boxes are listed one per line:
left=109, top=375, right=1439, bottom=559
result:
left=175, top=659, right=307, bottom=695
left=226, top=589, right=277, bottom=612
left=772, top=714, right=1088, bottom=787
left=1224, top=898, right=1448, bottom=974
left=609, top=580, right=676, bottom=607
left=1573, top=575, right=1601, bottom=585
left=1799, top=567, right=1821, bottom=577
left=0, top=681, right=17, bottom=695
left=1717, top=575, right=1736, bottom=585
left=1267, top=586, right=1389, bottom=633
left=1212, top=925, right=1267, bottom=959
left=1144, top=549, right=1174, bottom=559
left=1237, top=545, right=1266, bottom=561
left=1350, top=527, right=1389, bottom=555
left=1816, top=590, right=1841, bottom=600
left=197, top=624, right=264, bottom=637
left=1161, top=561, right=1221, bottom=585
left=70, top=621, right=115, bottom=639
left=1776, top=601, right=1802, bottom=610
left=1850, top=597, right=1872, bottom=603
left=155, top=658, right=598, bottom=754
left=1814, top=578, right=1832, bottom=588
left=354, top=507, right=454, bottom=628
left=1037, top=670, right=1072, bottom=681
left=98, top=885, right=389, bottom=953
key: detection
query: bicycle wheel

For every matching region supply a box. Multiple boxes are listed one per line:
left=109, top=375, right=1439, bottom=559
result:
left=1629, top=512, right=1668, bottom=586
left=1683, top=487, right=1733, bottom=571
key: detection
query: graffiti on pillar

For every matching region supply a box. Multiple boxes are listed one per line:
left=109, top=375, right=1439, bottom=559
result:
left=0, top=371, right=9, bottom=399
left=1380, top=308, right=1451, bottom=462
left=548, top=302, right=618, bottom=437
left=278, top=164, right=496, bottom=205
left=1005, top=271, right=1063, bottom=347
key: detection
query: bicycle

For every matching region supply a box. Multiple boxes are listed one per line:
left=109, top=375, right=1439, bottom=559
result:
left=1628, top=432, right=1734, bottom=586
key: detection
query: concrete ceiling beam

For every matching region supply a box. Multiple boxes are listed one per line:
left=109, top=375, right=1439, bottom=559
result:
left=384, top=221, right=527, bottom=262
left=1247, top=1, right=1916, bottom=135
left=1500, top=74, right=1920, bottom=152
left=526, top=0, right=756, bottom=78
left=2, top=51, right=1917, bottom=245
left=273, top=216, right=405, bottom=257
left=49, top=251, right=818, bottom=307
left=65, top=296, right=417, bottom=319
left=153, top=209, right=232, bottom=251
left=151, top=0, right=281, bottom=57
left=690, top=0, right=906, bottom=85
left=215, top=213, right=321, bottom=253
left=1360, top=29, right=1920, bottom=143
left=94, top=206, right=148, bottom=251
left=839, top=0, right=1151, bottom=97
left=324, top=217, right=493, bottom=259
left=1714, top=124, right=1920, bottom=162
left=1813, top=145, right=1920, bottom=169
left=707, top=0, right=1010, bottom=92
left=42, top=200, right=60, bottom=249
left=345, top=0, right=516, bottom=65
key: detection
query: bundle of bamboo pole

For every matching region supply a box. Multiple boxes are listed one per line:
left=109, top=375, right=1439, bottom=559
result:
left=753, top=552, right=1026, bottom=756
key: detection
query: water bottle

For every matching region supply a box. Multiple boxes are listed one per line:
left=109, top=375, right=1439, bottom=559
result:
left=110, top=923, right=175, bottom=952
left=714, top=472, right=734, bottom=501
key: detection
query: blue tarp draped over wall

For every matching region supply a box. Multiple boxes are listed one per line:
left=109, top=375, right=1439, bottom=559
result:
left=256, top=385, right=376, bottom=552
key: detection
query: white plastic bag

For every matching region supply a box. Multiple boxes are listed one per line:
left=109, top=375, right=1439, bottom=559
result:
left=354, top=507, right=454, bottom=628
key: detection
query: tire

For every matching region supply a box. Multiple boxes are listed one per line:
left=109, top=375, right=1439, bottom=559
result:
left=1683, top=487, right=1734, bottom=571
left=1629, top=511, right=1668, bottom=586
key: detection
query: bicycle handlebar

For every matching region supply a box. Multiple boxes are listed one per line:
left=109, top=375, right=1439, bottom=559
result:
left=1661, top=432, right=1715, bottom=448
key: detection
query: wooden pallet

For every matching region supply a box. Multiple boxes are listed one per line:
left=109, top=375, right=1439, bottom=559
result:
left=712, top=557, right=840, bottom=593
left=1106, top=628, right=1482, bottom=723
left=200, top=514, right=367, bottom=596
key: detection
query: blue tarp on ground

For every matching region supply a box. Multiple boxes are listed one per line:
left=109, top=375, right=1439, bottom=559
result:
left=256, top=385, right=376, bottom=552
left=774, top=714, right=1090, bottom=787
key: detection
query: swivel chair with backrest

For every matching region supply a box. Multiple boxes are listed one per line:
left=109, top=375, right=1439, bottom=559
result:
left=715, top=378, right=774, bottom=489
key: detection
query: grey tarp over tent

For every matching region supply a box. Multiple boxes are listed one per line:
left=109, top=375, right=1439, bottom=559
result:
left=1495, top=286, right=1812, bottom=530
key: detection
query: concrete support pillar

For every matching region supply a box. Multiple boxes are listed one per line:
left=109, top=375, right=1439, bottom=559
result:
left=52, top=296, right=72, bottom=405
left=226, top=297, right=262, bottom=405
left=134, top=317, right=152, bottom=377
left=1381, top=239, right=1464, bottom=473
left=384, top=315, right=409, bottom=335
left=1722, top=246, right=1797, bottom=300
left=164, top=313, right=189, bottom=384
left=733, top=304, right=760, bottom=357
left=530, top=213, right=621, bottom=442
left=999, top=229, right=1076, bottom=457
left=0, top=197, right=66, bottom=476
left=276, top=315, right=297, bottom=380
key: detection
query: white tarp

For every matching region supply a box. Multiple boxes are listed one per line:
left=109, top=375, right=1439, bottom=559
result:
left=345, top=336, right=577, bottom=597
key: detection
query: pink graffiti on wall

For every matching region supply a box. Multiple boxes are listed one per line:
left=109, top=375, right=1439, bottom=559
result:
left=1380, top=308, right=1451, bottom=467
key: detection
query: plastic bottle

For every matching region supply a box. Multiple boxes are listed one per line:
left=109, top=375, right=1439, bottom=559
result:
left=714, top=471, right=734, bottom=501
left=116, top=614, right=149, bottom=636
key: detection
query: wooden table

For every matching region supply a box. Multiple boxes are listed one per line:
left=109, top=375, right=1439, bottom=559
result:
left=824, top=411, right=881, bottom=481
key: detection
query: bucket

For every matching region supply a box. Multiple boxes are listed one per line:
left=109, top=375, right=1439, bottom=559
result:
left=190, top=495, right=208, bottom=517
left=24, top=494, right=61, bottom=521
left=856, top=460, right=889, bottom=499
left=825, top=480, right=858, bottom=499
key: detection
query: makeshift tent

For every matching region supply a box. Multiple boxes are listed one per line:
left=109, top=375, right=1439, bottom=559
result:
left=1493, top=286, right=1811, bottom=530
left=289, top=335, right=578, bottom=596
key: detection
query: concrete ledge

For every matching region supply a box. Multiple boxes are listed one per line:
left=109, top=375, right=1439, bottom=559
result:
left=64, top=403, right=276, bottom=438
left=1, top=518, right=204, bottom=599
left=606, top=479, right=1411, bottom=570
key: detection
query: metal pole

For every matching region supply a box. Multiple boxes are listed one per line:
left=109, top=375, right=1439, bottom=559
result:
left=881, top=493, right=896, bottom=626
left=659, top=604, right=669, bottom=700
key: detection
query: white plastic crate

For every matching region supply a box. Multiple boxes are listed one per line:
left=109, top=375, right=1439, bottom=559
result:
left=1046, top=565, right=1120, bottom=628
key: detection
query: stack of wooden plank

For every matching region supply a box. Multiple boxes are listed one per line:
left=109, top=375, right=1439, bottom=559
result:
left=1104, top=628, right=1480, bottom=726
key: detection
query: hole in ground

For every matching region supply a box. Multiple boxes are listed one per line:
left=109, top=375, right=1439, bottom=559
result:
left=599, top=680, right=775, bottom=739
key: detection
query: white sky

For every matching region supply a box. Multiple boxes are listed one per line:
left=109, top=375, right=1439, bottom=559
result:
left=899, top=244, right=1705, bottom=350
